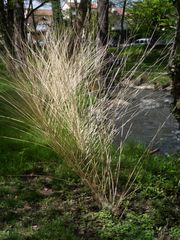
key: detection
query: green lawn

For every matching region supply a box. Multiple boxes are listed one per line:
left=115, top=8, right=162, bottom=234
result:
left=0, top=113, right=179, bottom=239
left=109, top=45, right=171, bottom=87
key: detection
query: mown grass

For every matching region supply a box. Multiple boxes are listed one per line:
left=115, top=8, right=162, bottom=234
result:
left=0, top=138, right=179, bottom=239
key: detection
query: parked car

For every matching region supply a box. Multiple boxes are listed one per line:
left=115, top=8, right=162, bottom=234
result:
left=133, top=38, right=151, bottom=45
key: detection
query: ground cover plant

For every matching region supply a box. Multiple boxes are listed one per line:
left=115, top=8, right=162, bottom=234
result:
left=0, top=34, right=179, bottom=239
left=0, top=136, right=179, bottom=239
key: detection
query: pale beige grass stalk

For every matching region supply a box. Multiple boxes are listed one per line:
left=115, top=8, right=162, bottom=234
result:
left=1, top=33, right=162, bottom=211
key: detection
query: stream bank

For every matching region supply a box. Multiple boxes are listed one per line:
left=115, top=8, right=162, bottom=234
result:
left=115, top=88, right=180, bottom=154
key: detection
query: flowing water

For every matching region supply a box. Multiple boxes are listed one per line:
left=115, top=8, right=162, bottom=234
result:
left=115, top=88, right=180, bottom=154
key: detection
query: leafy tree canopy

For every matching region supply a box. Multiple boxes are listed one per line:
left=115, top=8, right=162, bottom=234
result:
left=127, top=0, right=176, bottom=39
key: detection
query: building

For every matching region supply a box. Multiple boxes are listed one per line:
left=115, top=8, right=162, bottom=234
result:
left=25, top=1, right=125, bottom=44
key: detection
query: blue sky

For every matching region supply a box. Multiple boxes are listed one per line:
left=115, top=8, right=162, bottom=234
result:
left=25, top=0, right=51, bottom=9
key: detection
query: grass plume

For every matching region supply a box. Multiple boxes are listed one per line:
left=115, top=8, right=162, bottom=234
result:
left=1, top=33, right=169, bottom=211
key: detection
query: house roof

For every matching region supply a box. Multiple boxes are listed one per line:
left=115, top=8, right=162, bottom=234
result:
left=111, top=7, right=123, bottom=15
left=63, top=2, right=123, bottom=14
left=26, top=4, right=123, bottom=17
left=63, top=2, right=97, bottom=9
left=91, top=3, right=97, bottom=9
left=65, top=0, right=81, bottom=3
left=34, top=9, right=52, bottom=16
left=63, top=3, right=123, bottom=14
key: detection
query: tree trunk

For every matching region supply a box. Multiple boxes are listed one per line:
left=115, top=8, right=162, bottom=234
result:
left=14, top=0, right=25, bottom=60
left=51, top=0, right=63, bottom=30
left=120, top=0, right=127, bottom=43
left=97, top=0, right=109, bottom=48
left=96, top=0, right=109, bottom=92
left=0, top=0, right=8, bottom=46
left=86, top=0, right=92, bottom=37
left=5, top=0, right=15, bottom=54
left=170, top=0, right=180, bottom=127
left=0, top=0, right=25, bottom=58
left=68, top=0, right=89, bottom=57
left=75, top=0, right=89, bottom=36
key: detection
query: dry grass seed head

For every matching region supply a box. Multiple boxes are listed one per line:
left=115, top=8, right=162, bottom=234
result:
left=2, top=33, right=169, bottom=210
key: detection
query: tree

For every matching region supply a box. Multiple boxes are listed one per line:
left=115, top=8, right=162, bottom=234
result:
left=128, top=0, right=175, bottom=41
left=0, top=0, right=25, bottom=58
left=96, top=0, right=110, bottom=91
left=0, top=0, right=13, bottom=53
left=0, top=0, right=8, bottom=47
left=51, top=0, right=63, bottom=29
left=67, top=0, right=90, bottom=57
left=97, top=0, right=109, bottom=48
left=120, top=0, right=127, bottom=43
left=25, top=0, right=49, bottom=22
left=14, top=0, right=25, bottom=60
left=170, top=0, right=180, bottom=127
left=0, top=0, right=52, bottom=57
left=75, top=0, right=90, bottom=37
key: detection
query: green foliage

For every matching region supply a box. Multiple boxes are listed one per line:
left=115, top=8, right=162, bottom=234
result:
left=109, top=45, right=171, bottom=86
left=90, top=144, right=179, bottom=239
left=32, top=218, right=79, bottom=240
left=128, top=0, right=176, bottom=39
left=77, top=91, right=96, bottom=114
left=94, top=210, right=154, bottom=240
left=170, top=226, right=180, bottom=239
left=0, top=53, right=179, bottom=240
left=0, top=127, right=59, bottom=176
left=0, top=134, right=179, bottom=239
left=174, top=113, right=180, bottom=120
left=0, top=174, right=79, bottom=240
left=0, top=217, right=78, bottom=240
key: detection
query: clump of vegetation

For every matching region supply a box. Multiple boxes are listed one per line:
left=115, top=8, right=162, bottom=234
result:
left=0, top=77, right=179, bottom=238
left=1, top=33, right=144, bottom=211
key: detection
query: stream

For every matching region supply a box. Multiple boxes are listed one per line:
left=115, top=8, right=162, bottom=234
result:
left=115, top=88, right=180, bottom=155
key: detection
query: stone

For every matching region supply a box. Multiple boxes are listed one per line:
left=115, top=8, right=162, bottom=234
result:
left=176, top=99, right=180, bottom=110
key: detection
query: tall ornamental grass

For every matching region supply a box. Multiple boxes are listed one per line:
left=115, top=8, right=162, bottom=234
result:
left=0, top=34, right=168, bottom=211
